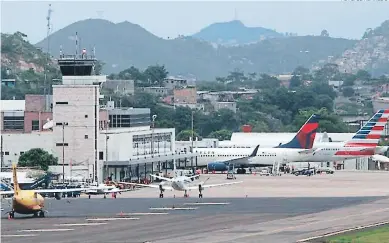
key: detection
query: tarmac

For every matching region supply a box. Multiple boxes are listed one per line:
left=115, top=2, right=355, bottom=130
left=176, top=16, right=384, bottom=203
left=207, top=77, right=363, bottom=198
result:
left=2, top=171, right=389, bottom=243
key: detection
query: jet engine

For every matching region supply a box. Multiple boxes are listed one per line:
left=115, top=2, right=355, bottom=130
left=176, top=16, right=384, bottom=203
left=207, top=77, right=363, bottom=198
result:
left=207, top=162, right=229, bottom=172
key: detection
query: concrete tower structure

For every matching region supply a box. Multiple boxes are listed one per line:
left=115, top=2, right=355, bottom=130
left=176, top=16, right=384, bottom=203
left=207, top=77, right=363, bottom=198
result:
left=52, top=51, right=106, bottom=183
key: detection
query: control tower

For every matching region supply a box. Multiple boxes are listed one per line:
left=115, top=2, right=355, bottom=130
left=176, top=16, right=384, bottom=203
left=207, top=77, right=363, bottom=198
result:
left=53, top=50, right=106, bottom=183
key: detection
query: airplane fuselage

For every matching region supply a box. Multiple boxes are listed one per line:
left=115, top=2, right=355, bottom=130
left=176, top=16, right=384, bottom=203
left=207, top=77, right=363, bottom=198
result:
left=195, top=147, right=309, bottom=167
left=298, top=142, right=376, bottom=162
left=12, top=190, right=44, bottom=214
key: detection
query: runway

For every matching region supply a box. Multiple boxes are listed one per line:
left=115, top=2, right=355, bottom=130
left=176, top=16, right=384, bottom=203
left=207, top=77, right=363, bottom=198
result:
left=2, top=196, right=387, bottom=243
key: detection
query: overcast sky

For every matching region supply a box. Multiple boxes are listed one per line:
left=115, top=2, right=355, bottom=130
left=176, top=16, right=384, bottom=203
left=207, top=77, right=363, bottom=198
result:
left=1, top=0, right=389, bottom=44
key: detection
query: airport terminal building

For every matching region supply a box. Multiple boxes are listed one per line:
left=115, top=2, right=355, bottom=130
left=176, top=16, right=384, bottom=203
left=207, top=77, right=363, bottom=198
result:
left=0, top=53, right=196, bottom=183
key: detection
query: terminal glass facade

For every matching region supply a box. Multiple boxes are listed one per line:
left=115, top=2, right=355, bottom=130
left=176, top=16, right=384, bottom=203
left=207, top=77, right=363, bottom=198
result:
left=109, top=113, right=150, bottom=128
left=132, top=132, right=172, bottom=156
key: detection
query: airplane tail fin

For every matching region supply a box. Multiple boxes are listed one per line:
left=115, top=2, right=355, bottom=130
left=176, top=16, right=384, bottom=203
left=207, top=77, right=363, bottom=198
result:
left=276, top=114, right=320, bottom=149
left=249, top=145, right=260, bottom=157
left=344, top=109, right=389, bottom=147
left=12, top=163, right=21, bottom=195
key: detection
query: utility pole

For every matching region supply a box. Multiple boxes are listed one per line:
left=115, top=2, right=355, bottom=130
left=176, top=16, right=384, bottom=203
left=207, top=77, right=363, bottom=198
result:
left=62, top=122, right=67, bottom=183
left=151, top=115, right=157, bottom=154
left=44, top=4, right=53, bottom=111
left=1, top=135, right=3, bottom=172
left=105, top=120, right=110, bottom=180
left=191, top=111, right=194, bottom=167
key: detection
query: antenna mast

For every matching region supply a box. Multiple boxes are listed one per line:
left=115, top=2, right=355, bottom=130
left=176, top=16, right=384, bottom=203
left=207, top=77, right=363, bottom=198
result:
left=44, top=4, right=53, bottom=110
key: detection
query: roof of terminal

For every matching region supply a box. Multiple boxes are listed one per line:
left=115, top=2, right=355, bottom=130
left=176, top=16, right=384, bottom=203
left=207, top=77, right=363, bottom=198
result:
left=0, top=100, right=25, bottom=111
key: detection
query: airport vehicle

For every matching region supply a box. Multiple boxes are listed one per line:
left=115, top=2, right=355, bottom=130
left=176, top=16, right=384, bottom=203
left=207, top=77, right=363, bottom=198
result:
left=294, top=168, right=314, bottom=176
left=84, top=183, right=133, bottom=199
left=316, top=167, right=335, bottom=174
left=123, top=163, right=242, bottom=198
left=0, top=164, right=84, bottom=219
left=200, top=114, right=320, bottom=172
left=299, top=109, right=389, bottom=162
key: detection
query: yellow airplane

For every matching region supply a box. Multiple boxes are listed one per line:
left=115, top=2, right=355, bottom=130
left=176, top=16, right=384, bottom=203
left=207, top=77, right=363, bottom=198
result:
left=0, top=164, right=84, bottom=219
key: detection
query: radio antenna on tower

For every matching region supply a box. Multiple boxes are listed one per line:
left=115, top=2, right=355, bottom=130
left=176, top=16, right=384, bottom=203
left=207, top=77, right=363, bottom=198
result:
left=44, top=3, right=53, bottom=111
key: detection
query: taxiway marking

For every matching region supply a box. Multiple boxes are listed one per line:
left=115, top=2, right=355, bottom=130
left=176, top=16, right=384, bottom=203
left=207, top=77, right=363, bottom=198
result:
left=297, top=220, right=389, bottom=242
left=86, top=217, right=140, bottom=221
left=149, top=207, right=198, bottom=210
left=207, top=206, right=389, bottom=243
left=19, top=229, right=74, bottom=232
left=55, top=223, right=108, bottom=226
left=183, top=202, right=230, bottom=205
left=2, top=234, right=38, bottom=237
left=116, top=212, right=169, bottom=216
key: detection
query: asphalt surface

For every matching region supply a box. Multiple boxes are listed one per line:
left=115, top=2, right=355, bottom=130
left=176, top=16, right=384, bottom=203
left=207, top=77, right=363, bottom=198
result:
left=1, top=196, right=385, bottom=243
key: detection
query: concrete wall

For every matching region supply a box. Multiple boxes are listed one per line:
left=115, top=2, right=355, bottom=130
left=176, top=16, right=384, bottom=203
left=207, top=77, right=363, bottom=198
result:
left=24, top=111, right=52, bottom=133
left=1, top=133, right=54, bottom=167
left=53, top=84, right=100, bottom=182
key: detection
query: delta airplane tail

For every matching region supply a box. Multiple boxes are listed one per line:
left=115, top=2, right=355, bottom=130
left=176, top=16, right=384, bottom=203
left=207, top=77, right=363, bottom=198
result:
left=344, top=109, right=389, bottom=148
left=276, top=114, right=319, bottom=149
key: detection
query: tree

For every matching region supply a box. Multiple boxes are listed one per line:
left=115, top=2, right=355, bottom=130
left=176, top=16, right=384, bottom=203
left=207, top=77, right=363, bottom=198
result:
left=208, top=130, right=232, bottom=141
left=320, top=30, right=329, bottom=37
left=18, top=148, right=58, bottom=171
left=143, top=65, right=168, bottom=86
left=355, top=70, right=371, bottom=81
left=342, top=87, right=355, bottom=97
left=176, top=130, right=201, bottom=141
left=289, top=75, right=302, bottom=88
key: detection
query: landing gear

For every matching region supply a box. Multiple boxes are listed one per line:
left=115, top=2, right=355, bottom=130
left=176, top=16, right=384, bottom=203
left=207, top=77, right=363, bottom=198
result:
left=103, top=194, right=107, bottom=199
left=184, top=191, right=189, bottom=198
left=8, top=211, right=14, bottom=219
left=198, top=184, right=203, bottom=198
left=159, top=184, right=164, bottom=198
left=88, top=195, right=91, bottom=199
left=33, top=210, right=45, bottom=218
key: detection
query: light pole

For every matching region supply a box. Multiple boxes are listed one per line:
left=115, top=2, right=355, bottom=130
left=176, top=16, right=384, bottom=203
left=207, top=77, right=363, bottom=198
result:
left=1, top=135, right=3, bottom=172
left=151, top=115, right=157, bottom=154
left=62, top=122, right=68, bottom=183
left=105, top=120, right=110, bottom=180
left=191, top=111, right=194, bottom=167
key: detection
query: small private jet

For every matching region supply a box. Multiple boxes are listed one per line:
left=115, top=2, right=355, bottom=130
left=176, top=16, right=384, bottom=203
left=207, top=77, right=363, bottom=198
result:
left=0, top=164, right=84, bottom=219
left=123, top=164, right=242, bottom=198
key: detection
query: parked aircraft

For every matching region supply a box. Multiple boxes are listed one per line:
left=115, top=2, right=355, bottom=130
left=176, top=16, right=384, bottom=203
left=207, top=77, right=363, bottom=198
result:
left=84, top=183, right=133, bottom=199
left=0, top=164, right=84, bottom=219
left=197, top=114, right=320, bottom=173
left=123, top=163, right=242, bottom=198
left=299, top=109, right=389, bottom=162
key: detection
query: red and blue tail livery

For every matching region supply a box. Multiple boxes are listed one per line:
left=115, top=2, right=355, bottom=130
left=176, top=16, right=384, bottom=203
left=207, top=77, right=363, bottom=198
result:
left=344, top=109, right=389, bottom=148
left=276, top=114, right=320, bottom=149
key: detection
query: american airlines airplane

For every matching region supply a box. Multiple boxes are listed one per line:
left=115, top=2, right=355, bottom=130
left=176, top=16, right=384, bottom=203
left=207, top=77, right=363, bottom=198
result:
left=195, top=114, right=320, bottom=173
left=298, top=109, right=389, bottom=162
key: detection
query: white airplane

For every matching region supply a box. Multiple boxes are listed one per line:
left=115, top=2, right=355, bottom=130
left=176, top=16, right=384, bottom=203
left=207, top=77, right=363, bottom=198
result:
left=320, top=132, right=389, bottom=155
left=298, top=109, right=389, bottom=162
left=84, top=183, right=133, bottom=199
left=123, top=163, right=242, bottom=198
left=196, top=114, right=320, bottom=172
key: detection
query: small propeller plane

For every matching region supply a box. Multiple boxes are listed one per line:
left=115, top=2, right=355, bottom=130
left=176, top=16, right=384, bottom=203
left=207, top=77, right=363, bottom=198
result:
left=123, top=164, right=243, bottom=198
left=0, top=163, right=84, bottom=219
left=84, top=183, right=133, bottom=199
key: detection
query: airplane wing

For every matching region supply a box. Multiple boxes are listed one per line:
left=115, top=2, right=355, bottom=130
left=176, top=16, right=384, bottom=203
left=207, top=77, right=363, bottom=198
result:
left=120, top=182, right=173, bottom=191
left=0, top=191, right=15, bottom=195
left=186, top=181, right=242, bottom=190
left=32, top=188, right=85, bottom=193
left=150, top=174, right=174, bottom=182
left=219, top=145, right=261, bottom=165
left=0, top=188, right=84, bottom=195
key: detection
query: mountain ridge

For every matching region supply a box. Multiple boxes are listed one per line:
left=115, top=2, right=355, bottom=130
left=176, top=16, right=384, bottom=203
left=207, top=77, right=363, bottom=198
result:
left=35, top=18, right=360, bottom=79
left=192, top=20, right=284, bottom=46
